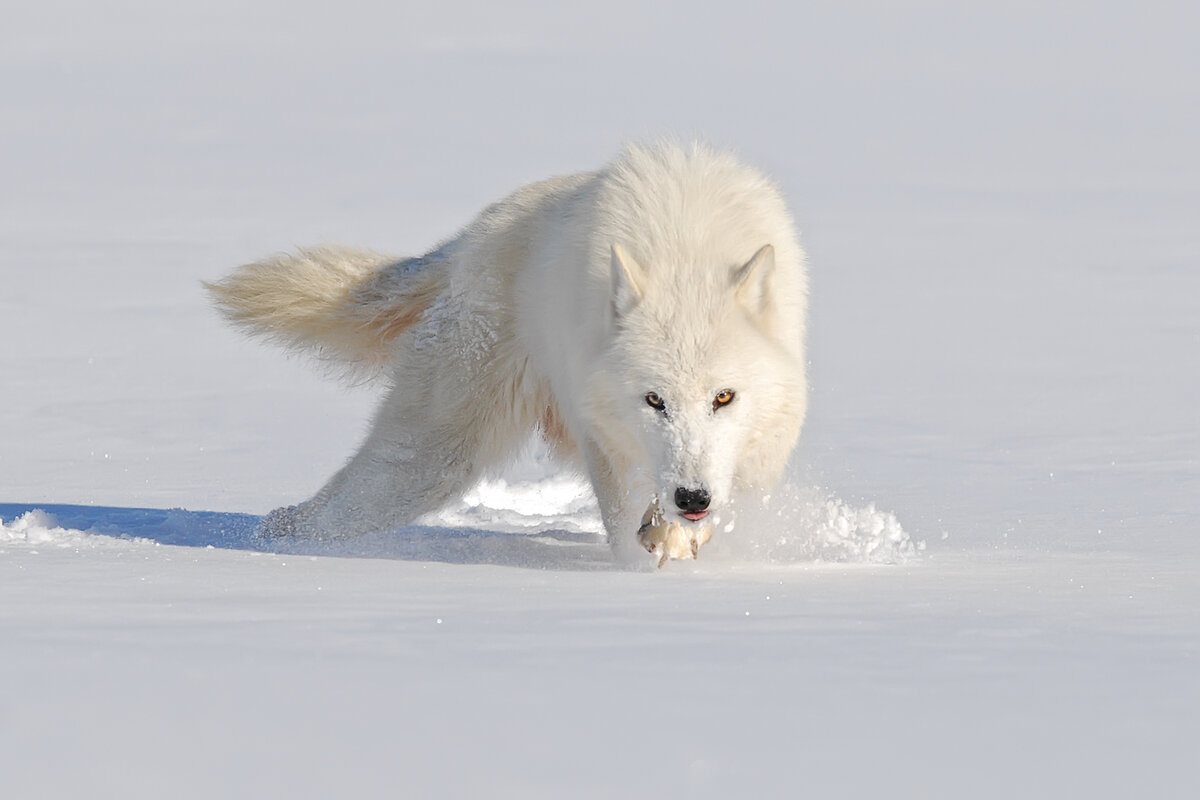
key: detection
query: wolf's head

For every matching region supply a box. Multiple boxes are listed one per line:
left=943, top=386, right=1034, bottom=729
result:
left=585, top=242, right=807, bottom=527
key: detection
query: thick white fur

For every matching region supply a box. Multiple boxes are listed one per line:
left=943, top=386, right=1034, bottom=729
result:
left=208, top=141, right=808, bottom=563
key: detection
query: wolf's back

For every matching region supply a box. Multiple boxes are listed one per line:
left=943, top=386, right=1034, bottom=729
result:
left=205, top=245, right=448, bottom=380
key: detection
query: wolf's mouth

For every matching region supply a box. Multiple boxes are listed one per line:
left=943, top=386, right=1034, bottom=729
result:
left=679, top=511, right=710, bottom=522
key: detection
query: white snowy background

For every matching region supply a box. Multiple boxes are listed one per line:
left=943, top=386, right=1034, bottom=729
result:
left=2, top=2, right=1197, bottom=797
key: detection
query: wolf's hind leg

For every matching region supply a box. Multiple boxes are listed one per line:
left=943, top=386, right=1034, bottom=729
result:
left=264, top=428, right=478, bottom=539
left=263, top=375, right=515, bottom=539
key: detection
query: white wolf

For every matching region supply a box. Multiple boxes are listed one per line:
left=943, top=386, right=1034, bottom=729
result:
left=207, top=141, right=808, bottom=566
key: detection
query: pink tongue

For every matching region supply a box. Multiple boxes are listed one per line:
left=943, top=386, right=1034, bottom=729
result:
left=682, top=511, right=709, bottom=522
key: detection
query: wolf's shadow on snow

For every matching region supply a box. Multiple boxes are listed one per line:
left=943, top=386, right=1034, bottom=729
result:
left=0, top=503, right=617, bottom=571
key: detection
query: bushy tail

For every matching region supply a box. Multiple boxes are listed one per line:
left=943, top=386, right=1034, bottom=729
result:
left=205, top=245, right=448, bottom=381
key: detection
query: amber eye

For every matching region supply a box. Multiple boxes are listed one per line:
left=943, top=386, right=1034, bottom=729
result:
left=645, top=392, right=666, bottom=411
left=713, top=390, right=736, bottom=411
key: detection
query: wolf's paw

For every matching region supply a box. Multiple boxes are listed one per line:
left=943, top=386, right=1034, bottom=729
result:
left=259, top=505, right=301, bottom=538
left=637, top=517, right=713, bottom=568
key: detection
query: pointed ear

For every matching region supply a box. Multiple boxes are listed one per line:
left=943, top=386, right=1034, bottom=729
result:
left=732, top=244, right=775, bottom=316
left=610, top=243, right=646, bottom=318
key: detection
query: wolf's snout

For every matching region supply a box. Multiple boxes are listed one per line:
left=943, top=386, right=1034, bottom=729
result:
left=674, top=486, right=711, bottom=516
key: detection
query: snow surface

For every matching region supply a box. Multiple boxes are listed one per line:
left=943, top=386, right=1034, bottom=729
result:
left=2, top=2, right=1198, bottom=798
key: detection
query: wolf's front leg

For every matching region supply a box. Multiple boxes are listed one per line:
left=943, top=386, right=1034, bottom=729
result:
left=583, top=442, right=658, bottom=567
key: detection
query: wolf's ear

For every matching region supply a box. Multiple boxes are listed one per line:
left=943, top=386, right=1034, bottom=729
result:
left=732, top=244, right=775, bottom=316
left=610, top=243, right=646, bottom=318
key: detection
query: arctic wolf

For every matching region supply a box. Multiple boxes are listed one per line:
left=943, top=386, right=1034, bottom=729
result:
left=207, top=142, right=808, bottom=565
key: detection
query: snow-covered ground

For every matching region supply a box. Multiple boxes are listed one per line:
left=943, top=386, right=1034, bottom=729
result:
left=2, top=2, right=1197, bottom=797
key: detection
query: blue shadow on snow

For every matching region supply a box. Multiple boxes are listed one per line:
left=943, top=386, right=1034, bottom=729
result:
left=0, top=502, right=616, bottom=571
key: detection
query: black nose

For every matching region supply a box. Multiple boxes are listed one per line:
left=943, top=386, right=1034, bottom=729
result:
left=674, top=487, right=711, bottom=513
